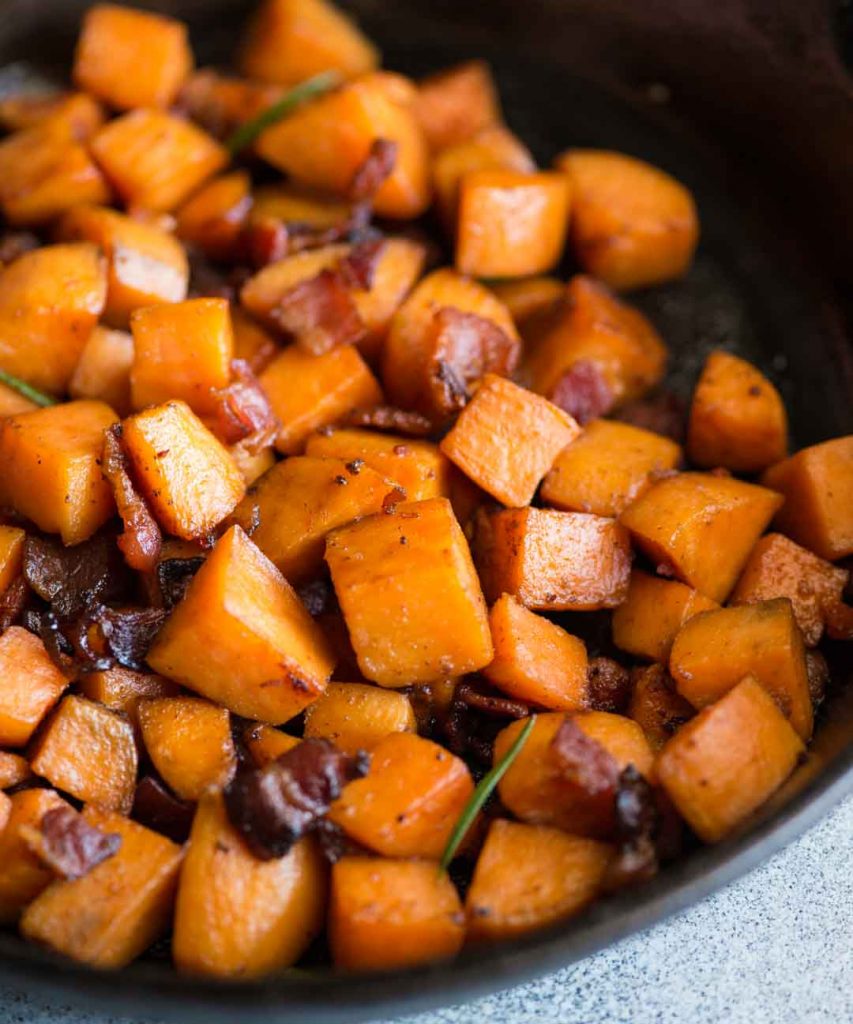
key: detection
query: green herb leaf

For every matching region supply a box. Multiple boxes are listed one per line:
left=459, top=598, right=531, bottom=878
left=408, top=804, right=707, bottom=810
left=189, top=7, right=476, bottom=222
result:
left=0, top=369, right=56, bottom=407
left=439, top=714, right=537, bottom=873
left=225, top=70, right=342, bottom=156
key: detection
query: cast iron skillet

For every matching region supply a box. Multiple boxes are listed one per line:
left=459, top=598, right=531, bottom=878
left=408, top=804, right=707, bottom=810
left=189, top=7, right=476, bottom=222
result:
left=1, top=1, right=851, bottom=1020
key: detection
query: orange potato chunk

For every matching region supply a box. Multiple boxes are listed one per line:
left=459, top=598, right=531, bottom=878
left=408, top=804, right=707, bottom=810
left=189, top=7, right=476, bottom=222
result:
left=484, top=595, right=589, bottom=711
left=466, top=819, right=612, bottom=941
left=73, top=4, right=192, bottom=110
left=555, top=149, right=699, bottom=290
left=230, top=308, right=278, bottom=373
left=669, top=599, right=813, bottom=740
left=176, top=171, right=252, bottom=261
left=0, top=91, right=104, bottom=137
left=761, top=436, right=853, bottom=561
left=440, top=375, right=580, bottom=507
left=173, top=790, right=326, bottom=978
left=243, top=723, right=301, bottom=767
left=329, top=732, right=473, bottom=858
left=30, top=696, right=138, bottom=812
left=0, top=525, right=25, bottom=596
left=91, top=110, right=226, bottom=211
left=0, top=383, right=38, bottom=417
left=148, top=525, right=335, bottom=723
left=304, top=682, right=416, bottom=754
left=0, top=400, right=117, bottom=545
left=326, top=497, right=493, bottom=687
left=0, top=751, right=31, bottom=790
left=68, top=326, right=134, bottom=415
left=0, top=789, right=71, bottom=923
left=0, top=628, right=69, bottom=747
left=121, top=400, right=246, bottom=540
left=414, top=61, right=501, bottom=151
left=490, top=275, right=565, bottom=335
left=474, top=506, right=632, bottom=610
left=620, top=472, right=783, bottom=602
left=250, top=183, right=352, bottom=228
left=657, top=676, right=803, bottom=842
left=628, top=664, right=695, bottom=751
left=79, top=667, right=180, bottom=739
left=20, top=806, right=183, bottom=968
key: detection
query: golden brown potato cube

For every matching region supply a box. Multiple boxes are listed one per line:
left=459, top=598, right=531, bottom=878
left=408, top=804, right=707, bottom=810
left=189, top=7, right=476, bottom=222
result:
left=0, top=789, right=71, bottom=923
left=0, top=91, right=103, bottom=137
left=0, top=382, right=38, bottom=417
left=68, top=326, right=134, bottom=415
left=0, top=627, right=69, bottom=747
left=79, top=667, right=180, bottom=740
left=0, top=525, right=25, bottom=596
left=175, top=171, right=252, bottom=262
left=304, top=682, right=416, bottom=754
left=628, top=664, right=695, bottom=751
left=243, top=724, right=301, bottom=767
left=414, top=60, right=501, bottom=151
left=325, top=497, right=493, bottom=687
left=148, top=525, right=335, bottom=723
left=0, top=751, right=31, bottom=790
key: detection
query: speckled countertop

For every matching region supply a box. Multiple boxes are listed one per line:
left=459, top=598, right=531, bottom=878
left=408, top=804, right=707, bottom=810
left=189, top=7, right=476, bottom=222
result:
left=2, top=796, right=851, bottom=1024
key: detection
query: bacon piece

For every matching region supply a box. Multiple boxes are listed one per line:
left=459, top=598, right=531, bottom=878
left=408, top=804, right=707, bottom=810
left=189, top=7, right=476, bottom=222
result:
left=22, top=806, right=121, bottom=881
left=344, top=405, right=434, bottom=437
left=238, top=217, right=289, bottom=268
left=454, top=680, right=529, bottom=720
left=156, top=557, right=205, bottom=610
left=207, top=359, right=280, bottom=452
left=602, top=765, right=660, bottom=890
left=338, top=238, right=386, bottom=291
left=614, top=389, right=687, bottom=443
left=0, top=575, right=29, bottom=633
left=132, top=775, right=195, bottom=843
left=805, top=649, right=829, bottom=708
left=586, top=657, right=632, bottom=714
left=0, top=231, right=40, bottom=266
left=103, top=425, right=163, bottom=573
left=550, top=716, right=621, bottom=798
left=271, top=269, right=366, bottom=355
left=550, top=360, right=614, bottom=425
left=23, top=533, right=130, bottom=620
left=347, top=138, right=398, bottom=203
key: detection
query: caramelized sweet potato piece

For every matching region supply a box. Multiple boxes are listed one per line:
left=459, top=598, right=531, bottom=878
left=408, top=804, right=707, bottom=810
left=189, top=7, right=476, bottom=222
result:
left=656, top=676, right=803, bottom=842
left=79, top=667, right=179, bottom=736
left=0, top=790, right=10, bottom=830
left=0, top=400, right=117, bottom=545
left=466, top=819, right=612, bottom=941
left=20, top=806, right=183, bottom=968
left=0, top=91, right=103, bottom=137
left=243, top=723, right=301, bottom=767
left=761, top=436, right=853, bottom=561
left=474, top=506, right=632, bottom=610
left=304, top=682, right=416, bottom=753
left=178, top=69, right=284, bottom=140
left=329, top=856, right=464, bottom=971
left=0, top=627, right=69, bottom=747
left=231, top=308, right=279, bottom=373
left=0, top=751, right=31, bottom=789
left=0, top=526, right=25, bottom=597
left=541, top=419, right=681, bottom=517
left=69, top=327, right=134, bottom=414
left=620, top=472, right=783, bottom=602
left=0, top=789, right=71, bottom=923
left=148, top=526, right=335, bottom=723
left=30, top=696, right=138, bottom=812
left=554, top=149, right=699, bottom=290
left=669, top=599, right=813, bottom=740
left=326, top=497, right=493, bottom=687
left=440, top=375, right=580, bottom=507
left=329, top=732, right=473, bottom=857
left=490, top=275, right=564, bottom=334
left=176, top=171, right=253, bottom=261
left=0, top=382, right=38, bottom=418
left=628, top=664, right=694, bottom=751
left=612, top=571, right=719, bottom=662
left=413, top=61, right=501, bottom=151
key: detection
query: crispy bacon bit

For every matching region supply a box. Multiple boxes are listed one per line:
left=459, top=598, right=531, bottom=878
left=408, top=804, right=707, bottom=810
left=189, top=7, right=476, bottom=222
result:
left=94, top=606, right=169, bottom=671
left=825, top=600, right=853, bottom=642
left=297, top=578, right=334, bottom=618
left=586, top=657, right=632, bottom=713
left=224, top=738, right=369, bottom=860
left=132, top=776, right=195, bottom=844
left=805, top=650, right=830, bottom=709
left=381, top=485, right=408, bottom=515
left=156, top=557, right=204, bottom=610
left=238, top=217, right=289, bottom=268
left=0, top=230, right=40, bottom=265
left=347, top=138, right=398, bottom=203
left=550, top=716, right=621, bottom=797
left=602, top=766, right=660, bottom=891
left=614, top=389, right=687, bottom=444
left=0, top=575, right=29, bottom=633
left=454, top=680, right=529, bottom=720
left=208, top=359, right=280, bottom=451
left=443, top=680, right=529, bottom=767
left=22, top=806, right=121, bottom=881
left=550, top=360, right=614, bottom=425
left=271, top=268, right=366, bottom=355
left=103, top=425, right=163, bottom=573
left=314, top=818, right=368, bottom=864
left=338, top=238, right=386, bottom=291
left=23, top=533, right=130, bottom=620
left=344, top=405, right=434, bottom=437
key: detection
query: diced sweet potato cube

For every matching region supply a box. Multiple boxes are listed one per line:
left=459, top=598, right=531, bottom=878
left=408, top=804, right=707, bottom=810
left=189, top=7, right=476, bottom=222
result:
left=173, top=790, right=325, bottom=977
left=121, top=400, right=246, bottom=539
left=554, top=149, right=699, bottom=290
left=466, top=819, right=612, bottom=941
left=138, top=696, right=236, bottom=801
left=612, top=571, right=719, bottom=662
left=0, top=751, right=31, bottom=790
left=730, top=533, right=849, bottom=646
left=490, top=276, right=565, bottom=333
left=250, top=183, right=352, bottom=228
left=231, top=308, right=278, bottom=373
left=0, top=91, right=103, bottom=137
left=0, top=400, right=117, bottom=545
left=484, top=595, right=588, bottom=711
left=178, top=68, right=285, bottom=140
left=73, top=4, right=192, bottom=110
left=495, top=712, right=654, bottom=838
left=440, top=375, right=580, bottom=507
left=68, top=326, right=134, bottom=415
left=0, top=628, right=69, bottom=747
left=456, top=170, right=570, bottom=278
left=304, top=682, right=416, bottom=754
left=0, top=789, right=70, bottom=923
left=474, top=506, right=632, bottom=611
left=326, top=497, right=493, bottom=686
left=176, top=171, right=252, bottom=261
left=329, top=856, right=463, bottom=971
left=240, top=0, right=378, bottom=86
left=541, top=419, right=681, bottom=517
left=58, top=205, right=188, bottom=328
left=0, top=242, right=107, bottom=394
left=79, top=667, right=180, bottom=738
left=620, top=472, right=783, bottom=602
left=656, top=676, right=803, bottom=842
left=669, top=599, right=813, bottom=739
left=413, top=61, right=501, bottom=151
left=0, top=382, right=38, bottom=417
left=0, top=525, right=25, bottom=596
left=330, top=732, right=473, bottom=857
left=20, top=806, right=183, bottom=968
left=259, top=344, right=382, bottom=454
left=628, top=664, right=694, bottom=751
left=30, top=696, right=138, bottom=812
left=761, top=436, right=853, bottom=561
left=526, top=275, right=667, bottom=404
left=0, top=791, right=10, bottom=831
left=91, top=110, right=226, bottom=211
left=229, top=444, right=276, bottom=487
left=256, top=77, right=428, bottom=219
left=148, top=526, right=335, bottom=723
left=243, top=723, right=301, bottom=767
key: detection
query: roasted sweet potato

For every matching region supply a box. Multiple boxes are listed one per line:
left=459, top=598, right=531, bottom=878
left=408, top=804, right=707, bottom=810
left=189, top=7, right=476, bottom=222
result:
left=178, top=69, right=285, bottom=140
left=0, top=525, right=25, bottom=597
left=656, top=676, right=803, bottom=842
left=620, top=472, right=783, bottom=602
left=0, top=751, right=31, bottom=790
left=490, top=275, right=565, bottom=335
left=79, top=667, right=180, bottom=738
left=304, top=682, right=416, bottom=754
left=68, top=326, right=134, bottom=414
left=466, top=819, right=612, bottom=941
left=329, top=856, right=464, bottom=971
left=250, top=183, right=352, bottom=228
left=0, top=382, right=38, bottom=417
left=20, top=805, right=183, bottom=968
left=474, top=506, right=632, bottom=611
left=0, top=400, right=117, bottom=545
left=329, top=732, right=473, bottom=857
left=440, top=374, right=580, bottom=507
left=243, top=724, right=301, bottom=767
left=325, top=497, right=493, bottom=687
left=413, top=61, right=501, bottom=151
left=0, top=789, right=70, bottom=923
left=554, top=149, right=699, bottom=290
left=231, top=308, right=278, bottom=373
left=669, top=599, right=813, bottom=740
left=761, top=436, right=853, bottom=560
left=0, top=91, right=103, bottom=137
left=628, top=664, right=694, bottom=751
left=148, top=525, right=335, bottom=723
left=175, top=171, right=253, bottom=261
left=0, top=627, right=69, bottom=747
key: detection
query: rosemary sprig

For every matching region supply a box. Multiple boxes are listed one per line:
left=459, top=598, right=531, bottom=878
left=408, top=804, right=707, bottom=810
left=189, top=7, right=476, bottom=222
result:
left=0, top=369, right=56, bottom=407
left=439, top=714, right=537, bottom=873
left=225, top=71, right=342, bottom=155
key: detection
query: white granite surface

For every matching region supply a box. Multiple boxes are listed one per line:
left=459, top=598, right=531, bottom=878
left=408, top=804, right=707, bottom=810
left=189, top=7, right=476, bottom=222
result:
left=2, top=796, right=851, bottom=1024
